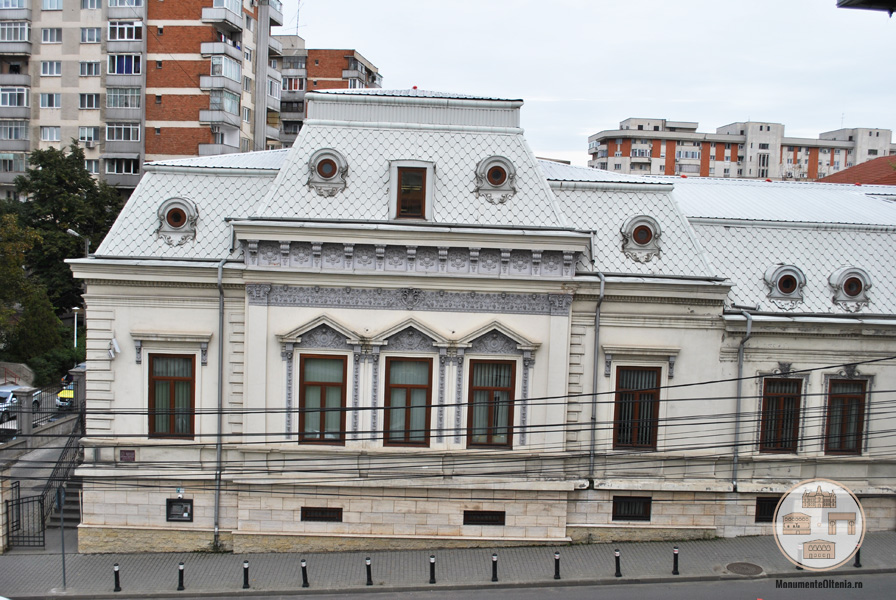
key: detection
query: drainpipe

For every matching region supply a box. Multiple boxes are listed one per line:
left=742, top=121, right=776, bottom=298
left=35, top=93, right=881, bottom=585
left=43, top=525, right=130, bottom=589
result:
left=588, top=273, right=606, bottom=481
left=732, top=308, right=754, bottom=493
left=213, top=256, right=227, bottom=550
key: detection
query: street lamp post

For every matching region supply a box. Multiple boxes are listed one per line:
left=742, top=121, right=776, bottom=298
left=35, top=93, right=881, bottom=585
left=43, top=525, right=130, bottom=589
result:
left=65, top=228, right=90, bottom=257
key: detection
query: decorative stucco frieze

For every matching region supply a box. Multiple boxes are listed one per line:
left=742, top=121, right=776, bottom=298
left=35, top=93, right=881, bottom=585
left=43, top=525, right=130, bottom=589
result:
left=352, top=350, right=361, bottom=439
left=385, top=327, right=437, bottom=352
left=453, top=352, right=465, bottom=444
left=294, top=324, right=353, bottom=350
left=281, top=344, right=294, bottom=438
left=245, top=242, right=583, bottom=280
left=370, top=349, right=380, bottom=438
left=521, top=353, right=535, bottom=446
left=437, top=349, right=447, bottom=442
left=247, top=285, right=574, bottom=316
left=470, top=330, right=522, bottom=355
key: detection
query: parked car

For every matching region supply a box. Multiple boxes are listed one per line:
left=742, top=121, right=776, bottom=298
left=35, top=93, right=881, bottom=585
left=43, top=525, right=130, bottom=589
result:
left=0, top=384, right=38, bottom=423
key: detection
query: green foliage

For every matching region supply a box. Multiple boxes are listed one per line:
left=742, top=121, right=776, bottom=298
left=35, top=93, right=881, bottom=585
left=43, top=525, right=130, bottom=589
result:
left=0, top=214, right=41, bottom=349
left=12, top=141, right=124, bottom=311
left=26, top=327, right=84, bottom=387
left=4, top=285, right=62, bottom=361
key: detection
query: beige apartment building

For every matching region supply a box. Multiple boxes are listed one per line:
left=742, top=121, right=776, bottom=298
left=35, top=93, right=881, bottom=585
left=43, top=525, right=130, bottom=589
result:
left=0, top=0, right=284, bottom=199
left=588, top=118, right=895, bottom=180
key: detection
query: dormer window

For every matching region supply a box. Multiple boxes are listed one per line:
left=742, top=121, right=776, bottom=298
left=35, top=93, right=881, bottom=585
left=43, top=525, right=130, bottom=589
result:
left=620, top=215, right=661, bottom=262
left=397, top=167, right=426, bottom=219
left=829, top=267, right=871, bottom=312
left=307, top=148, right=348, bottom=197
left=389, top=160, right=435, bottom=220
left=474, top=156, right=517, bottom=205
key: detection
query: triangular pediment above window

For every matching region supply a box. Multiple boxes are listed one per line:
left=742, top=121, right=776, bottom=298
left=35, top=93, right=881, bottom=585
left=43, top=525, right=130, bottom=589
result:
left=277, top=316, right=360, bottom=349
left=459, top=321, right=539, bottom=355
left=375, top=318, right=449, bottom=352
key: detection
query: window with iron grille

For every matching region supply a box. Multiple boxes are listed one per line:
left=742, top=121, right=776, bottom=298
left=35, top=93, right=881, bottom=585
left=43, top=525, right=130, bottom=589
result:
left=463, top=510, right=506, bottom=526
left=755, top=496, right=780, bottom=523
left=759, top=379, right=801, bottom=453
left=825, top=380, right=866, bottom=455
left=301, top=507, right=342, bottom=522
left=613, top=367, right=660, bottom=449
left=612, top=496, right=651, bottom=521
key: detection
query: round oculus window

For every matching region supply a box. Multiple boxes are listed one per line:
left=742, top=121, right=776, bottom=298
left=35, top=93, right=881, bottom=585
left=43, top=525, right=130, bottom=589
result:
left=843, top=276, right=863, bottom=297
left=632, top=224, right=653, bottom=245
left=166, top=207, right=187, bottom=229
left=487, top=165, right=507, bottom=186
left=777, top=274, right=798, bottom=295
left=316, top=158, right=337, bottom=179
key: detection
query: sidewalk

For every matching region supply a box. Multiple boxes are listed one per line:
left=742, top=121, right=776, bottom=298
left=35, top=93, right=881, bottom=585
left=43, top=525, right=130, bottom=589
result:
left=1, top=529, right=893, bottom=598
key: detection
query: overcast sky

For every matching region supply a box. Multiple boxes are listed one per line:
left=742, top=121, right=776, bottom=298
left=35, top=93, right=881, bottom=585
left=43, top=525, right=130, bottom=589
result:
left=274, top=1, right=895, bottom=166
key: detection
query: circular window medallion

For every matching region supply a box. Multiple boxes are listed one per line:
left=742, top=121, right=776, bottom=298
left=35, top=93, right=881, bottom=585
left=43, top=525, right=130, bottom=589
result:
left=166, top=207, right=187, bottom=229
left=316, top=158, right=337, bottom=179
left=633, top=224, right=653, bottom=245
left=843, top=277, right=863, bottom=297
left=777, top=274, right=798, bottom=295
left=487, top=165, right=507, bottom=186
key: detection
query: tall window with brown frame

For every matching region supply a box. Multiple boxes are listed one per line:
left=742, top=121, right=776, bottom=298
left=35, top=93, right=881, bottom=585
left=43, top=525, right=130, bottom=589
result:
left=613, top=367, right=660, bottom=449
left=467, top=360, right=515, bottom=448
left=299, top=355, right=347, bottom=444
left=384, top=357, right=432, bottom=446
left=759, top=379, right=802, bottom=453
left=825, top=379, right=866, bottom=455
left=148, top=354, right=195, bottom=438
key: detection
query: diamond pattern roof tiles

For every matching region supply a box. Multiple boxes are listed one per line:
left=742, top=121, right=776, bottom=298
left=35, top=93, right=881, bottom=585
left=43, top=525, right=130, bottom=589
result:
left=551, top=187, right=715, bottom=277
left=255, top=124, right=570, bottom=229
left=97, top=169, right=277, bottom=259
left=691, top=222, right=896, bottom=314
left=145, top=149, right=289, bottom=171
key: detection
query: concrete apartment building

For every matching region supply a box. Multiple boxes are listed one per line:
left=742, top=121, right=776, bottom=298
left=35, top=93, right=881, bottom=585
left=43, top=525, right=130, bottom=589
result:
left=588, top=118, right=896, bottom=180
left=274, top=34, right=382, bottom=146
left=0, top=0, right=284, bottom=199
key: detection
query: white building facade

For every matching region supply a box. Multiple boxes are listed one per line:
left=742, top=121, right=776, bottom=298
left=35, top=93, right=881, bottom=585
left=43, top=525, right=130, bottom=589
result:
left=71, top=90, right=896, bottom=553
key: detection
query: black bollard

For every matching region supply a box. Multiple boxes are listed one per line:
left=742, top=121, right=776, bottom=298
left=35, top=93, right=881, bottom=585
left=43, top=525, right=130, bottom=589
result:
left=614, top=549, right=622, bottom=578
left=301, top=558, right=309, bottom=588
left=243, top=560, right=250, bottom=589
left=366, top=557, right=373, bottom=586
left=853, top=548, right=862, bottom=568
left=553, top=551, right=561, bottom=580
left=113, top=563, right=121, bottom=593
left=491, top=553, right=498, bottom=582
left=672, top=546, right=679, bottom=575
left=177, top=562, right=185, bottom=591
left=429, top=555, right=436, bottom=584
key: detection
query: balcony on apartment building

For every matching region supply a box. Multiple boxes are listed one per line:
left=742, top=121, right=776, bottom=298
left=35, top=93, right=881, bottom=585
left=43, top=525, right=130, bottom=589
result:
left=279, top=122, right=300, bottom=146
left=201, top=41, right=243, bottom=63
left=202, top=0, right=243, bottom=33
left=0, top=71, right=29, bottom=86
left=200, top=75, right=241, bottom=95
left=198, top=142, right=239, bottom=156
left=261, top=0, right=284, bottom=27
left=199, top=109, right=240, bottom=129
left=268, top=36, right=282, bottom=56
left=0, top=1, right=31, bottom=20
left=265, top=123, right=279, bottom=141
left=0, top=134, right=29, bottom=153
left=0, top=35, right=31, bottom=56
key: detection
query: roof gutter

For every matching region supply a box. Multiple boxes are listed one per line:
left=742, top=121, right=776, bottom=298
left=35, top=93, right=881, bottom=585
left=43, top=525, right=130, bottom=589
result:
left=213, top=255, right=226, bottom=550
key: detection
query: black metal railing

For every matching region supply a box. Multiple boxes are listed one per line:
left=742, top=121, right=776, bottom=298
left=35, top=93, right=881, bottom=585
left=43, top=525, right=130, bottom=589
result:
left=39, top=424, right=82, bottom=522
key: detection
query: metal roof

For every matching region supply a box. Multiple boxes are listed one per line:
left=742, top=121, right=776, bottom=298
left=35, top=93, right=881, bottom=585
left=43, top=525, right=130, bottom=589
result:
left=145, top=149, right=290, bottom=171
left=537, top=161, right=669, bottom=185
left=658, top=176, right=896, bottom=226
left=313, top=89, right=522, bottom=101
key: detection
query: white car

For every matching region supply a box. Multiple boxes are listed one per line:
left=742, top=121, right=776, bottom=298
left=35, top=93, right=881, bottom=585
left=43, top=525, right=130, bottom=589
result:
left=0, top=384, right=40, bottom=423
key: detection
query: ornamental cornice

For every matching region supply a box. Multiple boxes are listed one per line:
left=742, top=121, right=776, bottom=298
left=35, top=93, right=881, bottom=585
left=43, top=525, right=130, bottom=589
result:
left=84, top=279, right=243, bottom=290
left=247, top=284, right=573, bottom=316
left=242, top=240, right=581, bottom=280
left=575, top=293, right=724, bottom=307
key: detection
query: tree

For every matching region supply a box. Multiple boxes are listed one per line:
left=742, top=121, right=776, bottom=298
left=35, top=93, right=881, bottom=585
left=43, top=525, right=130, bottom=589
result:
left=11, top=142, right=123, bottom=312
left=0, top=214, right=41, bottom=350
